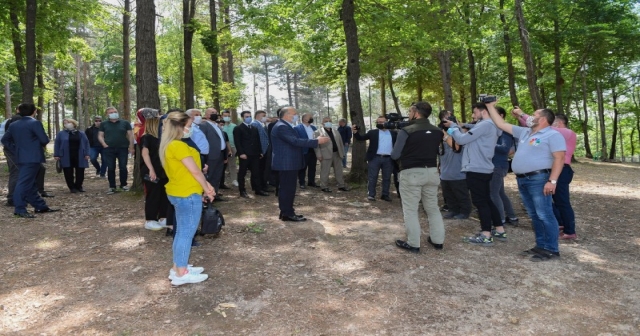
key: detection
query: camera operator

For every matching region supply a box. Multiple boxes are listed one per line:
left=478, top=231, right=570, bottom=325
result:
left=442, top=102, right=505, bottom=246
left=391, top=102, right=444, bottom=253
left=352, top=115, right=397, bottom=202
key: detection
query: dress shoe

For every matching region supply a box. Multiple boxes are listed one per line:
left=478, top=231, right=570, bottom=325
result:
left=381, top=195, right=392, bottom=202
left=321, top=188, right=332, bottom=193
left=263, top=186, right=275, bottom=192
left=255, top=190, right=270, bottom=196
left=35, top=207, right=61, bottom=213
left=395, top=240, right=420, bottom=253
left=308, top=183, right=320, bottom=188
left=299, top=185, right=306, bottom=189
left=220, top=184, right=231, bottom=190
left=240, top=191, right=250, bottom=198
left=279, top=214, right=304, bottom=220
left=338, top=187, right=350, bottom=191
left=14, top=212, right=36, bottom=218
left=77, top=187, right=85, bottom=192
left=214, top=195, right=228, bottom=202
left=40, top=191, right=54, bottom=198
left=427, top=236, right=444, bottom=250
left=442, top=211, right=457, bottom=219
left=70, top=189, right=79, bottom=194
left=281, top=215, right=307, bottom=222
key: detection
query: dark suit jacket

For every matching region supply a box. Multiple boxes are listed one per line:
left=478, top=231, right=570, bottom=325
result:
left=271, top=120, right=318, bottom=171
left=353, top=129, right=398, bottom=162
left=198, top=121, right=223, bottom=161
left=233, top=123, right=262, bottom=157
left=294, top=123, right=317, bottom=154
left=1, top=116, right=49, bottom=164
left=54, top=130, right=90, bottom=168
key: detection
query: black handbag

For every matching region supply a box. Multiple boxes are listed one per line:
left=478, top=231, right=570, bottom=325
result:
left=199, top=199, right=225, bottom=235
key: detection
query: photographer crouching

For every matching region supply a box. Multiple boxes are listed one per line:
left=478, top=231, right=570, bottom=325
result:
left=391, top=102, right=445, bottom=253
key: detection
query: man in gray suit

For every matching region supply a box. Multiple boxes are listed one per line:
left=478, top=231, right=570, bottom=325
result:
left=314, top=117, right=349, bottom=193
left=201, top=108, right=230, bottom=201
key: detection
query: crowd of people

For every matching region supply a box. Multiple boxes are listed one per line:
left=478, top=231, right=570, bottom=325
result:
left=1, top=98, right=577, bottom=285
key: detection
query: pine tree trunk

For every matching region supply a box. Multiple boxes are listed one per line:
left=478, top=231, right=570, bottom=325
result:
left=581, top=68, right=592, bottom=158
left=416, top=57, right=423, bottom=101
left=209, top=0, right=220, bottom=111
left=135, top=0, right=161, bottom=110
left=467, top=48, right=477, bottom=105
left=293, top=72, right=299, bottom=109
left=596, top=79, right=607, bottom=160
left=553, top=18, right=563, bottom=115
left=500, top=0, right=519, bottom=107
left=341, top=86, right=348, bottom=119
left=22, top=0, right=37, bottom=103
left=123, top=0, right=131, bottom=119
left=438, top=50, right=454, bottom=112
left=286, top=71, right=293, bottom=106
left=36, top=43, right=44, bottom=121
left=380, top=77, right=386, bottom=113
left=183, top=0, right=196, bottom=109
left=387, top=64, right=401, bottom=115
left=264, top=54, right=270, bottom=113
left=458, top=54, right=467, bottom=122
left=341, top=0, right=367, bottom=183
left=609, top=87, right=618, bottom=160
left=4, top=81, right=11, bottom=118
left=515, top=0, right=543, bottom=109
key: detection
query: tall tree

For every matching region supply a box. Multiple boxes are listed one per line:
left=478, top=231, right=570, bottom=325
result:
left=122, top=0, right=131, bottom=119
left=136, top=0, right=160, bottom=109
left=514, top=0, right=543, bottom=109
left=9, top=0, right=37, bottom=103
left=341, top=0, right=366, bottom=182
left=183, top=0, right=196, bottom=109
left=499, top=0, right=519, bottom=107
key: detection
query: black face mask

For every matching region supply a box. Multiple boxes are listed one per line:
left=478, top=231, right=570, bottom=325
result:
left=210, top=114, right=219, bottom=121
left=308, top=118, right=314, bottom=124
left=376, top=124, right=384, bottom=129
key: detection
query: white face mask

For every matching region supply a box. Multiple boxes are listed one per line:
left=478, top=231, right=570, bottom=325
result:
left=193, top=116, right=202, bottom=124
left=261, top=117, right=267, bottom=123
left=108, top=112, right=119, bottom=120
left=183, top=127, right=193, bottom=138
left=526, top=116, right=536, bottom=128
left=64, top=123, right=74, bottom=130
left=324, top=122, right=333, bottom=128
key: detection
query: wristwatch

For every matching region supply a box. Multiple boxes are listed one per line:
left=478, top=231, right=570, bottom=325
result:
left=548, top=179, right=557, bottom=185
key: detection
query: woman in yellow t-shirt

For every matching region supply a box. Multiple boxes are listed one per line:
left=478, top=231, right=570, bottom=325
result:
left=159, top=111, right=215, bottom=286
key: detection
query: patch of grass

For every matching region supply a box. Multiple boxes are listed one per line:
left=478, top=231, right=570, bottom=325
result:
left=334, top=278, right=344, bottom=285
left=247, top=223, right=265, bottom=234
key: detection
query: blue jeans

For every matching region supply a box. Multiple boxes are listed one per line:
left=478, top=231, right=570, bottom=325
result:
left=89, top=146, right=107, bottom=176
left=102, top=147, right=129, bottom=188
left=367, top=156, right=393, bottom=198
left=490, top=166, right=516, bottom=221
left=553, top=165, right=575, bottom=235
left=517, top=172, right=559, bottom=253
left=342, top=144, right=349, bottom=167
left=168, top=194, right=202, bottom=267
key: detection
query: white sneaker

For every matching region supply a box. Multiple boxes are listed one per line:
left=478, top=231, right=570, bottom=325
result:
left=168, top=265, right=205, bottom=279
left=144, top=220, right=164, bottom=231
left=170, top=271, right=208, bottom=286
left=158, top=218, right=167, bottom=227
left=232, top=180, right=239, bottom=187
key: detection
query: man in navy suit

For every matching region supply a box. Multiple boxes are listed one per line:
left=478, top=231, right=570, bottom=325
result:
left=271, top=107, right=329, bottom=221
left=1, top=103, right=59, bottom=218
left=353, top=115, right=398, bottom=202
left=294, top=113, right=319, bottom=189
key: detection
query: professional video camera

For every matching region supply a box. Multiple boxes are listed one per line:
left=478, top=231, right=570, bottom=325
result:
left=478, top=94, right=497, bottom=103
left=384, top=113, right=410, bottom=130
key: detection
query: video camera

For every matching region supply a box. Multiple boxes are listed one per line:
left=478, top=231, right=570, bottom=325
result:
left=478, top=94, right=497, bottom=103
left=438, top=115, right=458, bottom=131
left=384, top=113, right=410, bottom=130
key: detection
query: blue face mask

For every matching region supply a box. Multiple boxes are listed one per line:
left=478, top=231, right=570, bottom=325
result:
left=182, top=127, right=193, bottom=138
left=244, top=117, right=252, bottom=124
left=292, top=115, right=299, bottom=123
left=223, top=116, right=230, bottom=122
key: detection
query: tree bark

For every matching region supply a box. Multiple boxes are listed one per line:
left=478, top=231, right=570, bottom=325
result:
left=380, top=77, right=386, bottom=114
left=135, top=0, right=161, bottom=110
left=183, top=0, right=196, bottom=110
left=286, top=70, right=293, bottom=106
left=514, top=0, right=543, bottom=109
left=293, top=72, right=299, bottom=109
left=458, top=54, right=466, bottom=122
left=580, top=68, right=592, bottom=158
left=537, top=56, right=547, bottom=107
left=438, top=50, right=454, bottom=112
left=341, top=85, right=348, bottom=119
left=9, top=0, right=25, bottom=98
left=609, top=86, right=619, bottom=160
left=467, top=48, right=477, bottom=104
left=416, top=57, right=423, bottom=101
left=22, top=0, right=37, bottom=103
left=263, top=54, right=270, bottom=113
left=596, top=79, right=607, bottom=160
left=123, top=0, right=131, bottom=119
left=36, top=43, right=44, bottom=121
left=553, top=18, right=563, bottom=115
left=75, top=54, right=83, bottom=125
left=387, top=63, right=401, bottom=115
left=4, top=81, right=11, bottom=118
left=500, top=0, right=519, bottom=107
left=341, top=0, right=366, bottom=183
left=209, top=0, right=220, bottom=111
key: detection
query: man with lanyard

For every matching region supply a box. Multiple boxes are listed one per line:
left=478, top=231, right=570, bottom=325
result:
left=486, top=101, right=566, bottom=261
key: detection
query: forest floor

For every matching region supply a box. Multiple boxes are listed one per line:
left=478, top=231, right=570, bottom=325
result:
left=0, top=156, right=639, bottom=335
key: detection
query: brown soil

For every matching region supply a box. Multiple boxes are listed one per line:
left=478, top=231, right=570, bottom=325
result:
left=0, top=158, right=639, bottom=335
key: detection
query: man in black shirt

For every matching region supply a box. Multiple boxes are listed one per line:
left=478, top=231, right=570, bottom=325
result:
left=391, top=102, right=445, bottom=253
left=85, top=116, right=107, bottom=177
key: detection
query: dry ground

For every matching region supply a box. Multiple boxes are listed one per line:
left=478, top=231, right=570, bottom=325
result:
left=0, top=157, right=639, bottom=335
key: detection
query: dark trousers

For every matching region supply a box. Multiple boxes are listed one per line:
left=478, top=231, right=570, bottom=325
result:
left=553, top=164, right=576, bottom=234
left=237, top=154, right=261, bottom=193
left=13, top=163, right=48, bottom=214
left=103, top=147, right=129, bottom=188
left=4, top=148, right=19, bottom=201
left=367, top=156, right=393, bottom=198
left=298, top=151, right=317, bottom=186
left=37, top=163, right=46, bottom=193
left=466, top=172, right=503, bottom=232
left=277, top=170, right=297, bottom=217
left=144, top=179, right=168, bottom=220
left=63, top=167, right=85, bottom=190
left=206, top=151, right=225, bottom=193
left=441, top=179, right=471, bottom=216
left=89, top=146, right=107, bottom=176
left=263, top=147, right=275, bottom=187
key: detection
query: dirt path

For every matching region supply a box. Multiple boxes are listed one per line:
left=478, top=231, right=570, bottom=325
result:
left=0, top=159, right=639, bottom=335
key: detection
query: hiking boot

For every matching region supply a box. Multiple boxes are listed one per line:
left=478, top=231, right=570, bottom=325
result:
left=491, top=230, right=508, bottom=242
left=464, top=233, right=494, bottom=246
